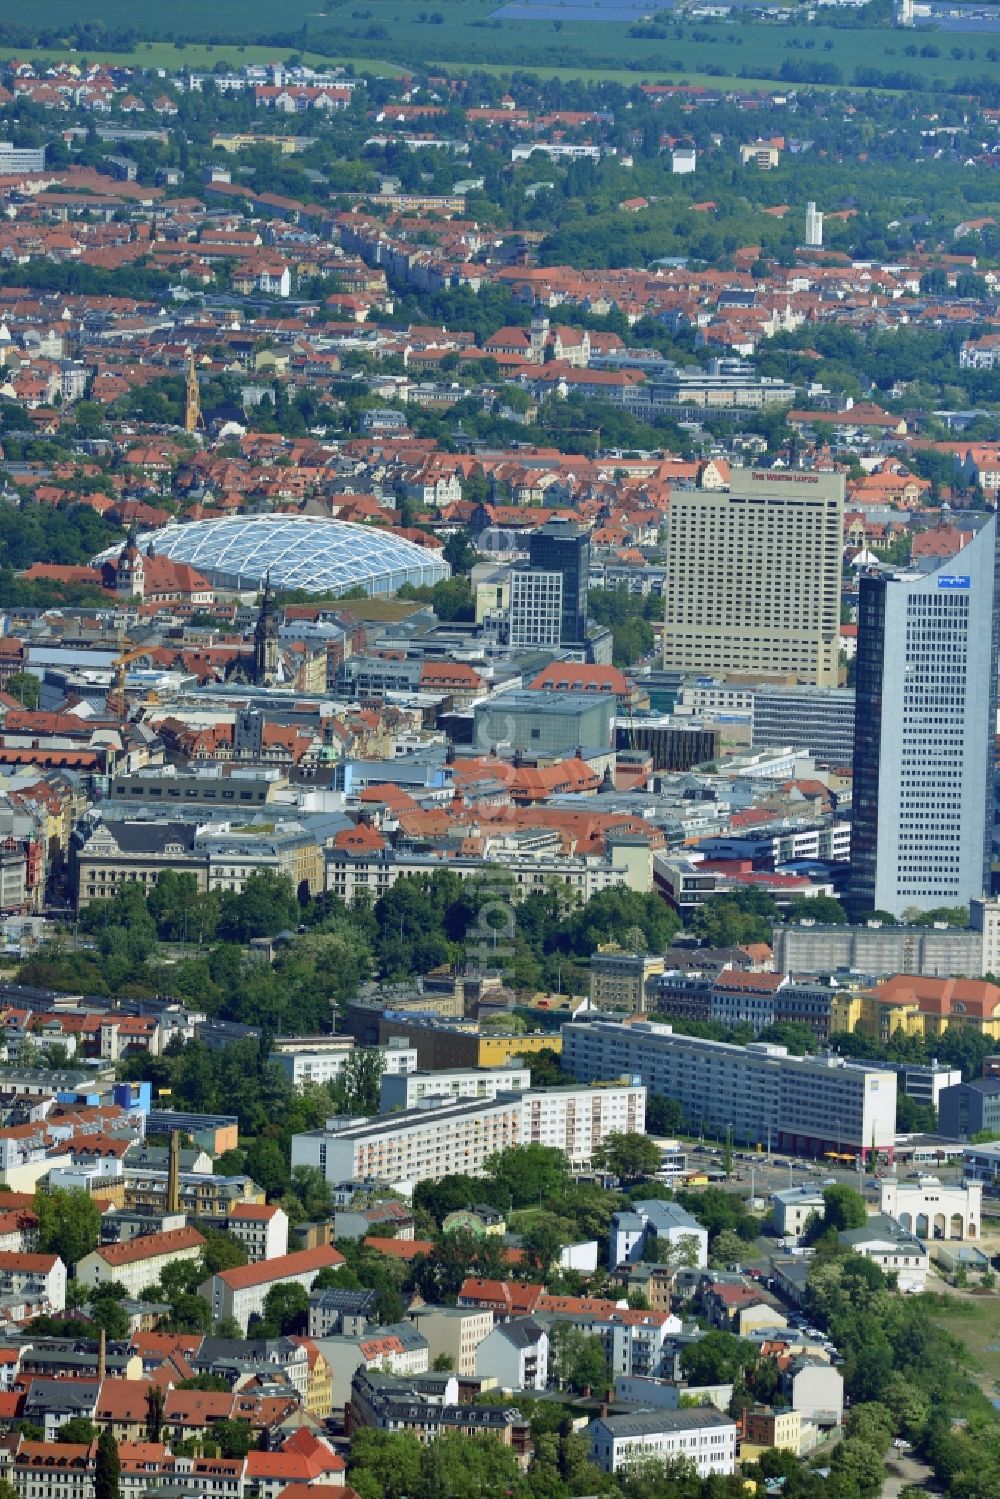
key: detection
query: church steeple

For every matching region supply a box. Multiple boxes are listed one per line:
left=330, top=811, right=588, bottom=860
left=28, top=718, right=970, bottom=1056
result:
left=252, top=571, right=279, bottom=684
left=185, top=346, right=203, bottom=434
left=116, top=521, right=144, bottom=599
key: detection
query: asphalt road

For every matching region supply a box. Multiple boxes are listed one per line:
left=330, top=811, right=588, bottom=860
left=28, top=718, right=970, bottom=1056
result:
left=881, top=1448, right=936, bottom=1499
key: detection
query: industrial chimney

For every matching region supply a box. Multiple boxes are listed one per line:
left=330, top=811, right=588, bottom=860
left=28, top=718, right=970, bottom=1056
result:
left=167, top=1129, right=181, bottom=1215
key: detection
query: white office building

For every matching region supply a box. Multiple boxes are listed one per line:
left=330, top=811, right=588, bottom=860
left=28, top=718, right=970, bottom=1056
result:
left=773, top=1186, right=827, bottom=1242
left=589, top=1409, right=736, bottom=1476
left=561, top=1017, right=896, bottom=1158
left=851, top=520, right=999, bottom=917
left=509, top=568, right=563, bottom=649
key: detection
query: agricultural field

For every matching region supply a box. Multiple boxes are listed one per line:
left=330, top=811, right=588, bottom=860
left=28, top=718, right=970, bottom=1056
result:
left=0, top=40, right=404, bottom=74
left=2, top=1, right=1000, bottom=95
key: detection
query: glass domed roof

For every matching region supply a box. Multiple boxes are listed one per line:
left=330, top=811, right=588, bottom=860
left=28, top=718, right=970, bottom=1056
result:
left=94, top=514, right=450, bottom=596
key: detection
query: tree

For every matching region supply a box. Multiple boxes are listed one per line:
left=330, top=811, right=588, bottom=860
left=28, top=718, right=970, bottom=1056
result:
left=88, top=1295, right=129, bottom=1340
left=784, top=894, right=846, bottom=925
left=646, top=1095, right=685, bottom=1136
left=213, top=1419, right=254, bottom=1459
left=679, top=1330, right=754, bottom=1386
left=756, top=1022, right=819, bottom=1056
left=649, top=1233, right=702, bottom=1270
left=831, top=1436, right=886, bottom=1497
left=57, top=1418, right=97, bottom=1444
left=409, top=1230, right=503, bottom=1305
left=35, top=1187, right=100, bottom=1269
left=165, top=1293, right=213, bottom=1335
left=432, top=1353, right=455, bottom=1371
left=550, top=1323, right=611, bottom=1393
left=6, top=671, right=40, bottom=709
left=442, top=530, right=478, bottom=575
left=819, top=1184, right=867, bottom=1233
left=522, top=1214, right=571, bottom=1274
left=412, top=1174, right=502, bottom=1228
left=690, top=889, right=778, bottom=948
left=260, top=1281, right=309, bottom=1336
left=348, top=1428, right=424, bottom=1499
left=417, top=1431, right=522, bottom=1498
left=846, top=1401, right=894, bottom=1453
left=709, top=1229, right=749, bottom=1270
left=329, top=1048, right=385, bottom=1115
left=201, top=1232, right=248, bottom=1275
left=145, top=1386, right=164, bottom=1444
left=95, top=1430, right=120, bottom=1499
left=485, top=1144, right=570, bottom=1210
left=592, top=1131, right=661, bottom=1183
left=517, top=1047, right=572, bottom=1088
left=882, top=1374, right=929, bottom=1438
left=244, top=1137, right=290, bottom=1198
left=218, top=871, right=299, bottom=941
left=212, top=1318, right=243, bottom=1340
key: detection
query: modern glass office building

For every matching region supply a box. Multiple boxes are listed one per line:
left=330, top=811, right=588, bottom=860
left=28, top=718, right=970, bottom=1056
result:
left=851, top=518, right=999, bottom=918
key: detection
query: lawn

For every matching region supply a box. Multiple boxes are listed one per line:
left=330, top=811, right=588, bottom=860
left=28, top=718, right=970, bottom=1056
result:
left=926, top=1292, right=1000, bottom=1405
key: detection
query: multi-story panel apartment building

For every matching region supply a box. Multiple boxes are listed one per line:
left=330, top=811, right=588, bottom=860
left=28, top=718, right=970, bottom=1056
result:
left=269, top=1036, right=418, bottom=1089
left=772, top=917, right=993, bottom=979
left=379, top=1066, right=532, bottom=1113
left=292, top=1083, right=645, bottom=1186
left=662, top=470, right=844, bottom=687
left=294, top=1094, right=525, bottom=1186
left=561, top=1018, right=895, bottom=1158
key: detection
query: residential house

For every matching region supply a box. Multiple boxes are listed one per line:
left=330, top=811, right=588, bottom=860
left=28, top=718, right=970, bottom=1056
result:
left=76, top=1227, right=206, bottom=1298
left=474, top=1318, right=549, bottom=1391
left=588, top=1408, right=737, bottom=1476
left=199, top=1246, right=344, bottom=1334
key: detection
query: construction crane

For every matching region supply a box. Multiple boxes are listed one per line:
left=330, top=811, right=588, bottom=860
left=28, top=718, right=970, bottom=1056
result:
left=107, top=645, right=151, bottom=720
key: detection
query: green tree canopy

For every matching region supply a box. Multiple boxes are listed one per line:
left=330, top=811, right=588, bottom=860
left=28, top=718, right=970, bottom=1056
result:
left=35, top=1187, right=100, bottom=1269
left=592, top=1131, right=662, bottom=1183
left=485, top=1144, right=570, bottom=1210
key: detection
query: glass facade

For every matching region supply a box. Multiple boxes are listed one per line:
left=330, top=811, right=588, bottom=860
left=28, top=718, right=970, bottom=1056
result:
left=850, top=519, right=998, bottom=917
left=528, top=519, right=590, bottom=644
left=94, top=515, right=450, bottom=596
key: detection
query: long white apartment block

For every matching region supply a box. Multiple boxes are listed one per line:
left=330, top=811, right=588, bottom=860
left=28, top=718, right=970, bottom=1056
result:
left=292, top=1082, right=645, bottom=1186
left=561, top=1017, right=895, bottom=1158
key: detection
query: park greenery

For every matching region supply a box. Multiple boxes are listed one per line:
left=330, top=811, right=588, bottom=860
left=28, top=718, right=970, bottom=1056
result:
left=20, top=868, right=681, bottom=1022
